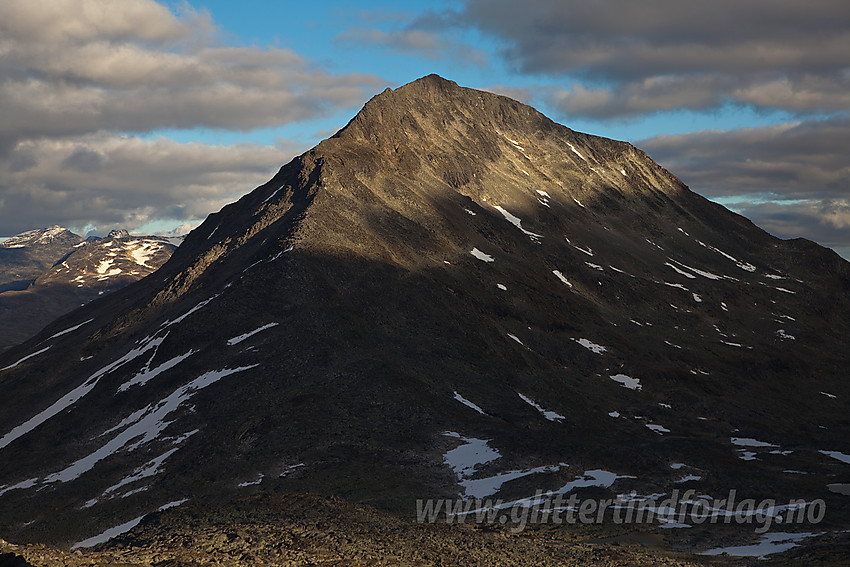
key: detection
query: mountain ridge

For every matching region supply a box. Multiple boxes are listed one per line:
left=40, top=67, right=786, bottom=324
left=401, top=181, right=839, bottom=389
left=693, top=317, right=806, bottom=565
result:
left=0, top=76, right=848, bottom=554
left=0, top=228, right=175, bottom=351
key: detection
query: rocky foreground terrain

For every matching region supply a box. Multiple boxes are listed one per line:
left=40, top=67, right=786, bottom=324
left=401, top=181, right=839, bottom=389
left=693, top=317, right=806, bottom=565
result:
left=3, top=494, right=850, bottom=566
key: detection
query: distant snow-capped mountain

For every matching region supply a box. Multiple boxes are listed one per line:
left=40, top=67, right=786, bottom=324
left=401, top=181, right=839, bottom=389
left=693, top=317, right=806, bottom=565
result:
left=0, top=228, right=175, bottom=351
left=0, top=226, right=81, bottom=249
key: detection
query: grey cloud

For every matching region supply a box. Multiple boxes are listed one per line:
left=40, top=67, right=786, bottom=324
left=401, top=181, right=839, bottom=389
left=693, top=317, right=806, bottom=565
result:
left=413, top=0, right=850, bottom=117
left=0, top=0, right=387, bottom=235
left=336, top=27, right=489, bottom=66
left=451, top=0, right=850, bottom=77
left=0, top=0, right=194, bottom=44
left=638, top=118, right=850, bottom=255
left=335, top=7, right=489, bottom=67
left=0, top=134, right=301, bottom=236
left=723, top=200, right=850, bottom=259
left=545, top=75, right=735, bottom=119
left=339, top=28, right=443, bottom=54
left=639, top=118, right=850, bottom=199
left=61, top=148, right=106, bottom=172
left=0, top=0, right=386, bottom=145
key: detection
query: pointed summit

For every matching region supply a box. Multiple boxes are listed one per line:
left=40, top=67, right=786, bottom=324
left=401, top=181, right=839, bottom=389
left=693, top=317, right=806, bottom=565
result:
left=1, top=77, right=848, bottom=549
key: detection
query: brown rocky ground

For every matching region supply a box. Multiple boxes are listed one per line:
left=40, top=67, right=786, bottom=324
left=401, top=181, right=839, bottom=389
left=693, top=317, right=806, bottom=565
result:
left=3, top=494, right=849, bottom=566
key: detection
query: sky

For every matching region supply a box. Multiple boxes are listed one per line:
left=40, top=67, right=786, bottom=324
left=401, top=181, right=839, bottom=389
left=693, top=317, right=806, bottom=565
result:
left=1, top=0, right=848, bottom=257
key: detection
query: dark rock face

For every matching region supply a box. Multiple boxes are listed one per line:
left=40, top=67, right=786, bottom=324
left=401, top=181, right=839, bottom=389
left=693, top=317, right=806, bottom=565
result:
left=0, top=552, right=33, bottom=567
left=0, top=231, right=175, bottom=351
left=0, top=76, right=848, bottom=550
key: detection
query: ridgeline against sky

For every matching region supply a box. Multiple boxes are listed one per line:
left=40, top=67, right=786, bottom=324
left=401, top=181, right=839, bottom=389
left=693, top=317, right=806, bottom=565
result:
left=1, top=76, right=848, bottom=547
left=0, top=0, right=848, bottom=256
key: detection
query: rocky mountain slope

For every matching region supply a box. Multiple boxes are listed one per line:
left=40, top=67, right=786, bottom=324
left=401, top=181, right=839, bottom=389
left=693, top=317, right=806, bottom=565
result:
left=0, top=229, right=175, bottom=351
left=0, top=227, right=83, bottom=292
left=0, top=76, right=848, bottom=559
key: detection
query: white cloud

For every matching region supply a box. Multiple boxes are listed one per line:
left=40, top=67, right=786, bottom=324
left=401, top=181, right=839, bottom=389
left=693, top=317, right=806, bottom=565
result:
left=0, top=133, right=296, bottom=235
left=0, top=0, right=386, bottom=234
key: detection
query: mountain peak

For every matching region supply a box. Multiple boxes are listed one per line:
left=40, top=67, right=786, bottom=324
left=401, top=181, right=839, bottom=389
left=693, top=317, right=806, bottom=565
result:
left=337, top=74, right=544, bottom=143
left=1, top=77, right=849, bottom=552
left=1, top=226, right=81, bottom=249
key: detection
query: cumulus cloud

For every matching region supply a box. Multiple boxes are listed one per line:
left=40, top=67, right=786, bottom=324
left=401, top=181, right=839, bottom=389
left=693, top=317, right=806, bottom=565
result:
left=0, top=133, right=297, bottom=235
left=639, top=118, right=850, bottom=198
left=415, top=0, right=850, bottom=118
left=0, top=0, right=384, bottom=145
left=714, top=199, right=850, bottom=259
left=335, top=10, right=488, bottom=66
left=639, top=119, right=850, bottom=255
left=0, top=0, right=386, bottom=234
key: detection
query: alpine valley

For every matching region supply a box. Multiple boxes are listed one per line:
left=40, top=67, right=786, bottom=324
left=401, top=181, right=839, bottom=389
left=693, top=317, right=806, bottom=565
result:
left=1, top=76, right=848, bottom=564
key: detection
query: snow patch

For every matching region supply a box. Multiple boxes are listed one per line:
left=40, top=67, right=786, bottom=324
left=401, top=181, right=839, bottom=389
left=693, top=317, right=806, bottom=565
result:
left=558, top=469, right=634, bottom=494
left=492, top=205, right=543, bottom=240
left=0, top=334, right=169, bottom=451
left=552, top=270, right=573, bottom=287
left=664, top=262, right=696, bottom=279
left=731, top=437, right=777, bottom=448
left=470, top=248, right=494, bottom=262
left=572, top=244, right=593, bottom=256
left=443, top=432, right=500, bottom=481
left=462, top=463, right=564, bottom=500
left=701, top=532, right=823, bottom=559
left=453, top=392, right=486, bottom=415
left=71, top=500, right=190, bottom=550
left=507, top=333, right=525, bottom=346
left=98, top=445, right=187, bottom=501
left=668, top=259, right=723, bottom=280
left=227, top=323, right=279, bottom=346
left=43, top=365, right=259, bottom=483
left=238, top=473, right=265, bottom=488
left=566, top=143, right=586, bottom=161
left=128, top=241, right=164, bottom=268
left=0, top=346, right=51, bottom=372
left=609, top=374, right=642, bottom=391
left=820, top=450, right=850, bottom=465
left=646, top=423, right=670, bottom=434
left=49, top=319, right=94, bottom=340
left=517, top=393, right=565, bottom=422
left=574, top=338, right=607, bottom=354
left=117, top=350, right=198, bottom=392
left=71, top=515, right=147, bottom=549
left=262, top=186, right=283, bottom=204
left=0, top=477, right=38, bottom=497
left=161, top=294, right=221, bottom=328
